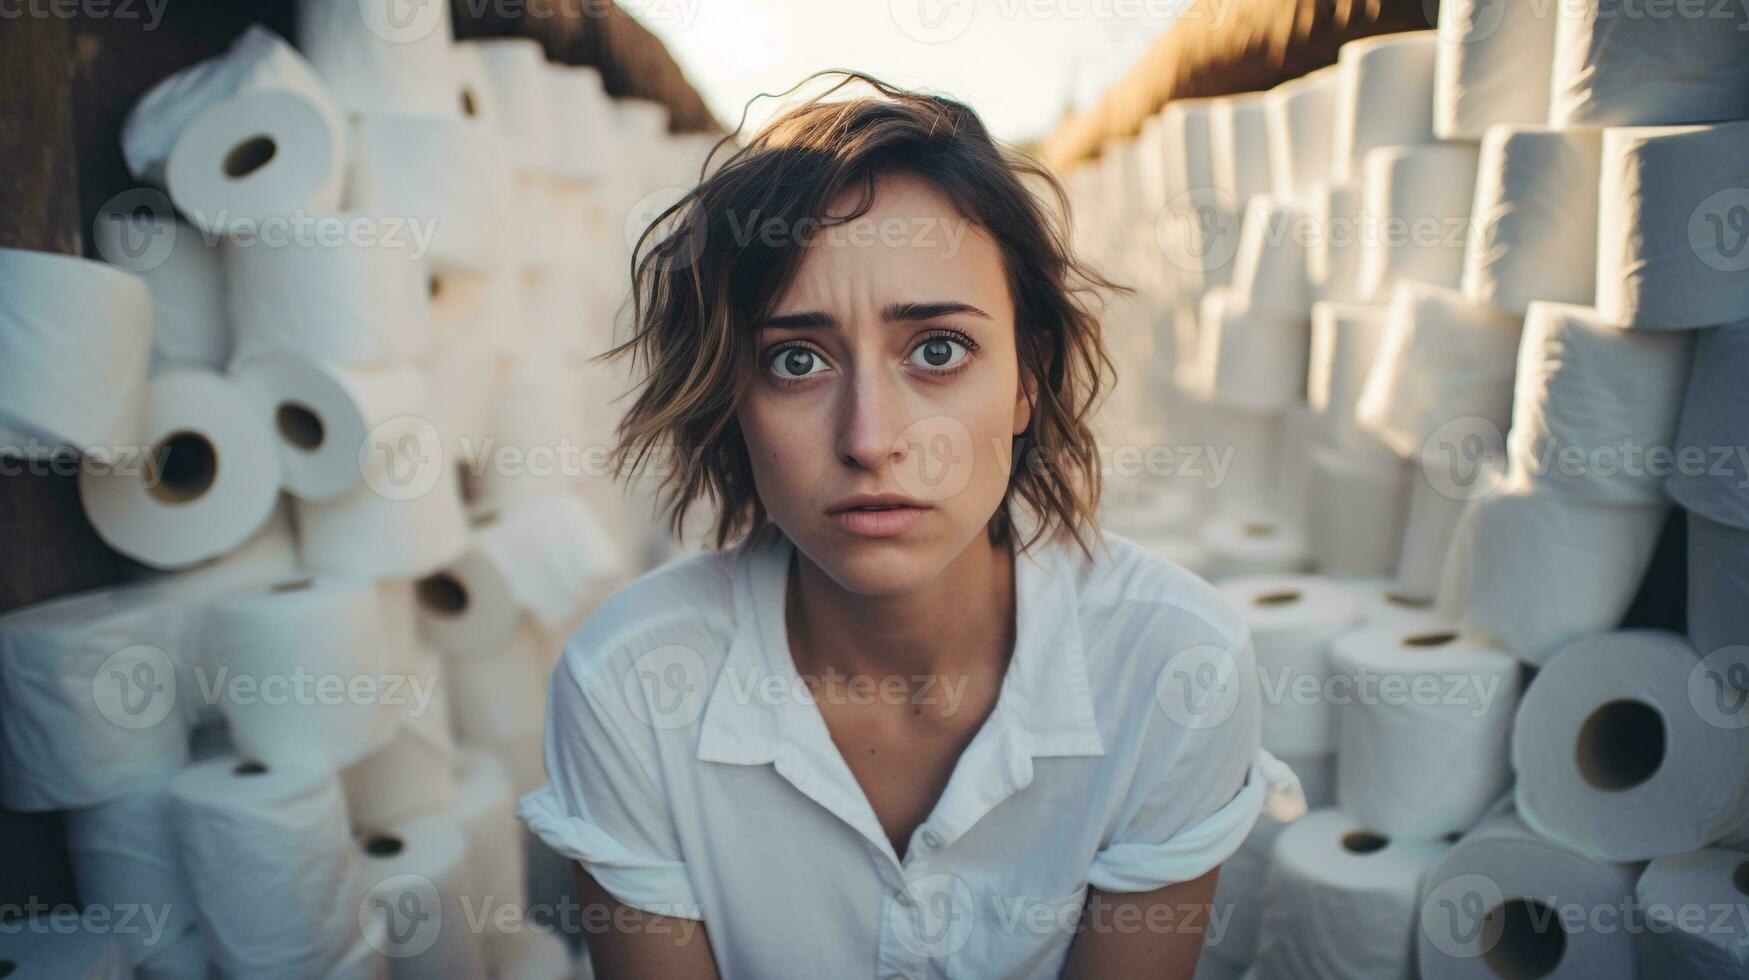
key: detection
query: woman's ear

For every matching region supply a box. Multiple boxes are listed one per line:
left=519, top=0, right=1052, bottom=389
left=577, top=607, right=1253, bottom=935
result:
left=1013, top=360, right=1039, bottom=437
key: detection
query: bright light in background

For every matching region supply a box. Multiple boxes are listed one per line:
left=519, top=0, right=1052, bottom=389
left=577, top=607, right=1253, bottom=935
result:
left=627, top=0, right=1182, bottom=149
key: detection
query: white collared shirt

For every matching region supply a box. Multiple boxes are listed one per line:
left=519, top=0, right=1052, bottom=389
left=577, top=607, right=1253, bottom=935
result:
left=519, top=527, right=1292, bottom=980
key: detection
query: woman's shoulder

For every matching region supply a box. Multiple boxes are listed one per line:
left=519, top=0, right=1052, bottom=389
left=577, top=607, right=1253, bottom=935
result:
left=1068, top=529, right=1249, bottom=652
left=554, top=544, right=745, bottom=687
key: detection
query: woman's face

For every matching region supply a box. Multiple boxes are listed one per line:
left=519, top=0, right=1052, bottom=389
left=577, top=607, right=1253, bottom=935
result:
left=737, top=172, right=1033, bottom=595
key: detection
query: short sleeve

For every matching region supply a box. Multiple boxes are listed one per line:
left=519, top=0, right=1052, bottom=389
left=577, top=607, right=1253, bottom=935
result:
left=516, top=649, right=705, bottom=920
left=1088, top=633, right=1301, bottom=893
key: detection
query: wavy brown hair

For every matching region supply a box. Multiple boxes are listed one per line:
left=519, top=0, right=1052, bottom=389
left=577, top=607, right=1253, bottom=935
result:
left=604, top=72, right=1120, bottom=556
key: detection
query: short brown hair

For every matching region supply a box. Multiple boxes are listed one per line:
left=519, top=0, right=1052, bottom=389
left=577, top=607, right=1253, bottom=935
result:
left=605, top=72, right=1118, bottom=556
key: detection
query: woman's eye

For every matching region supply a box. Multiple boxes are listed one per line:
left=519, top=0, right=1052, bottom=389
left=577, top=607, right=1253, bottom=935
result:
left=770, top=346, right=828, bottom=380
left=909, top=337, right=968, bottom=370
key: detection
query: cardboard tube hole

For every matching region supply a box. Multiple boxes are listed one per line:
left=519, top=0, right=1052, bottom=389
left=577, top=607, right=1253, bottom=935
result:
left=1481, top=898, right=1566, bottom=980
left=223, top=135, right=277, bottom=178
left=460, top=87, right=478, bottom=117
left=365, top=835, right=404, bottom=858
left=276, top=402, right=325, bottom=451
left=1383, top=592, right=1433, bottom=609
left=1734, top=861, right=1749, bottom=897
left=1341, top=831, right=1389, bottom=854
left=1243, top=522, right=1277, bottom=539
left=146, top=431, right=217, bottom=505
left=417, top=573, right=469, bottom=617
left=1575, top=699, right=1665, bottom=791
left=1255, top=590, right=1303, bottom=607
left=1403, top=631, right=1459, bottom=648
left=271, top=578, right=314, bottom=594
left=233, top=761, right=268, bottom=777
left=0, top=959, right=15, bottom=978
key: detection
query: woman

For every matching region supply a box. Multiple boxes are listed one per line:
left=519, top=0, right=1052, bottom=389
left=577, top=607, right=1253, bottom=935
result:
left=518, top=74, right=1293, bottom=979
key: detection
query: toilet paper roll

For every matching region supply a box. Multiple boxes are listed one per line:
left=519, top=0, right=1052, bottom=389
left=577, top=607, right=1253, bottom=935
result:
left=1189, top=287, right=1307, bottom=413
left=1266, top=65, right=1339, bottom=205
left=1134, top=114, right=1169, bottom=218
left=0, top=248, right=151, bottom=456
left=1309, top=182, right=1366, bottom=304
left=1198, top=401, right=1284, bottom=516
left=1514, top=630, right=1749, bottom=861
left=341, top=709, right=457, bottom=830
left=1203, top=515, right=1309, bottom=581
left=91, top=212, right=228, bottom=372
left=1689, top=513, right=1749, bottom=689
left=1636, top=847, right=1749, bottom=977
left=1252, top=808, right=1450, bottom=980
left=295, top=408, right=472, bottom=579
left=426, top=272, right=516, bottom=450
left=233, top=356, right=430, bottom=502
left=353, top=816, right=487, bottom=979
left=346, top=113, right=513, bottom=275
left=378, top=580, right=422, bottom=677
left=164, top=88, right=348, bottom=237
left=135, top=926, right=210, bottom=980
left=1509, top=302, right=1694, bottom=505
left=1357, top=581, right=1449, bottom=629
left=446, top=630, right=546, bottom=787
left=496, top=930, right=574, bottom=980
left=170, top=755, right=357, bottom=978
left=122, top=25, right=342, bottom=189
left=1211, top=93, right=1273, bottom=208
left=1359, top=143, right=1481, bottom=303
left=523, top=263, right=594, bottom=356
left=1416, top=812, right=1639, bottom=980
left=224, top=226, right=428, bottom=366
left=1456, top=476, right=1667, bottom=664
left=1395, top=461, right=1469, bottom=602
left=296, top=0, right=459, bottom=117
left=1272, top=403, right=1319, bottom=532
left=1551, top=0, right=1749, bottom=128
left=1330, top=624, right=1519, bottom=838
left=64, top=780, right=202, bottom=967
left=412, top=530, right=521, bottom=659
left=79, top=371, right=283, bottom=570
left=471, top=358, right=593, bottom=511
left=1355, top=281, right=1524, bottom=460
left=1230, top=197, right=1315, bottom=319
left=2, top=925, right=129, bottom=980
left=1205, top=753, right=1335, bottom=966
left=142, top=496, right=303, bottom=610
left=1333, top=31, right=1438, bottom=184
left=1597, top=121, right=1749, bottom=330
left=1668, top=324, right=1749, bottom=528
left=1307, top=301, right=1394, bottom=458
left=1217, top=575, right=1365, bottom=753
left=1306, top=446, right=1408, bottom=578
left=451, top=43, right=502, bottom=127
left=329, top=886, right=390, bottom=980
left=1162, top=98, right=1219, bottom=204
left=1462, top=127, right=1602, bottom=315
left=453, top=749, right=528, bottom=970
left=207, top=576, right=391, bottom=770
left=468, top=38, right=555, bottom=176
left=549, top=63, right=613, bottom=183
left=1433, top=0, right=1558, bottom=139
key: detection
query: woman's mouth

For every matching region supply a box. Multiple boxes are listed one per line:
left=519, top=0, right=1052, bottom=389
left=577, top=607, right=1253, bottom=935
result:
left=826, top=495, right=931, bottom=537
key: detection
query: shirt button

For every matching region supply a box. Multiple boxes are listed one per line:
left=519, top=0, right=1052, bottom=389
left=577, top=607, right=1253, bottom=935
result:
left=920, top=829, right=943, bottom=850
left=896, top=890, right=918, bottom=910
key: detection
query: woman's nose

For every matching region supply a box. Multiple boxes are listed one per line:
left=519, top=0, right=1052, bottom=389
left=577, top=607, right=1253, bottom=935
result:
left=834, top=367, right=908, bottom=470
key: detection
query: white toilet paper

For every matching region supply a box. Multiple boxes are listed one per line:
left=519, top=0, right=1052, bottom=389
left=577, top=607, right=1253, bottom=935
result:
left=294, top=406, right=472, bottom=579
left=1205, top=751, right=1333, bottom=966
left=1188, top=287, right=1307, bottom=413
left=1417, top=812, right=1640, bottom=980
left=353, top=817, right=488, bottom=979
left=1211, top=93, right=1273, bottom=208
left=224, top=225, right=428, bottom=366
left=1309, top=182, right=1366, bottom=304
left=1636, top=848, right=1749, bottom=977
left=143, top=496, right=303, bottom=610
left=122, top=25, right=342, bottom=189
left=1394, top=461, right=1469, bottom=602
left=134, top=926, right=210, bottom=980
left=1514, top=630, right=1749, bottom=861
left=1357, top=581, right=1449, bottom=629
left=0, top=248, right=150, bottom=456
left=1252, top=808, right=1450, bottom=980
left=1550, top=0, right=1749, bottom=128
left=1272, top=403, right=1319, bottom=532
left=1163, top=97, right=1219, bottom=205
left=233, top=356, right=430, bottom=502
left=1306, top=301, right=1393, bottom=457
left=496, top=930, right=575, bottom=980
left=1358, top=142, right=1480, bottom=303
left=1196, top=400, right=1285, bottom=517
left=341, top=711, right=457, bottom=830
left=470, top=357, right=593, bottom=511
left=447, top=626, right=546, bottom=781
left=170, top=755, right=358, bottom=979
left=79, top=370, right=283, bottom=570
left=164, top=89, right=348, bottom=238
left=1508, top=302, right=1694, bottom=505
left=453, top=749, right=528, bottom=970
left=467, top=38, right=555, bottom=176
left=1266, top=65, right=1338, bottom=205
left=523, top=263, right=595, bottom=356
left=91, top=212, right=228, bottom=372
left=426, top=271, right=517, bottom=452
left=1229, top=197, right=1315, bottom=319
left=451, top=42, right=502, bottom=127
left=1689, top=513, right=1749, bottom=687
left=346, top=113, right=513, bottom=275
left=1202, top=516, right=1309, bottom=581
left=207, top=575, right=391, bottom=770
left=296, top=0, right=459, bottom=117
left=1218, top=575, right=1364, bottom=754
left=1668, top=324, right=1749, bottom=529
left=1355, top=281, right=1524, bottom=460
left=1330, top=623, right=1519, bottom=838
left=1463, top=127, right=1602, bottom=315
left=1433, top=0, right=1558, bottom=139
left=1306, top=446, right=1408, bottom=578
left=549, top=63, right=614, bottom=183
left=64, top=780, right=202, bottom=968
left=1, top=925, right=129, bottom=980
left=1597, top=120, right=1749, bottom=330
left=1454, top=476, right=1666, bottom=664
left=1333, top=31, right=1438, bottom=184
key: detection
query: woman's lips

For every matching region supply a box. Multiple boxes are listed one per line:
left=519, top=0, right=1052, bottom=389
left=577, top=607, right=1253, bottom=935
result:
left=828, top=505, right=928, bottom=537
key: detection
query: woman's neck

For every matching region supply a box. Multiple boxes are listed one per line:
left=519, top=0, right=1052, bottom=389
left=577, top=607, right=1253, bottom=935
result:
left=785, top=531, right=1018, bottom=684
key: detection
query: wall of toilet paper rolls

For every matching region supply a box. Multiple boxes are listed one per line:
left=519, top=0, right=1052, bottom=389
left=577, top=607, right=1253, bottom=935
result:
left=1079, top=14, right=1749, bottom=980
left=0, top=2, right=726, bottom=975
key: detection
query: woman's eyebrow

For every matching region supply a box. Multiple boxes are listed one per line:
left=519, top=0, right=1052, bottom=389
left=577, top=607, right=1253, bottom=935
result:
left=757, top=301, right=991, bottom=331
